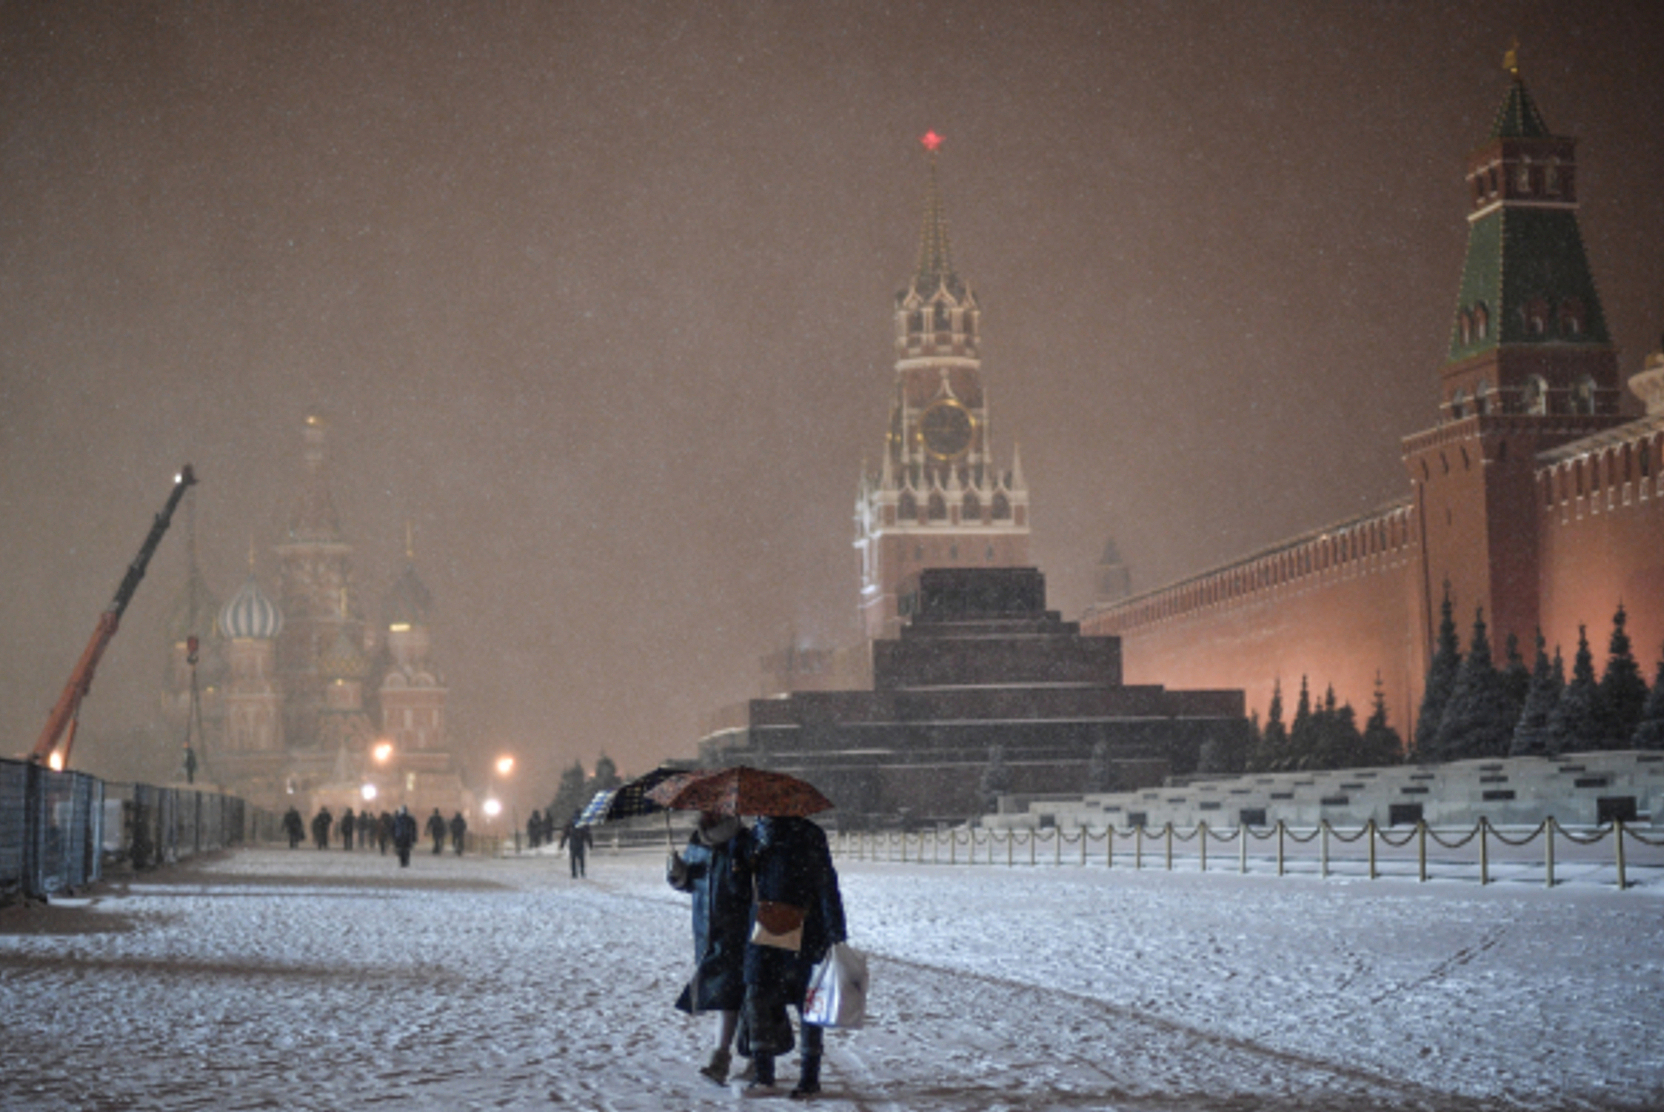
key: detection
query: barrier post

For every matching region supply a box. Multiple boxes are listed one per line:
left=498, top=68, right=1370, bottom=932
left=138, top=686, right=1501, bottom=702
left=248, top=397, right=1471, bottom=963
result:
left=1479, top=817, right=1489, bottom=886
left=1106, top=825, right=1114, bottom=869
left=1054, top=828, right=1062, bottom=866
left=1276, top=820, right=1285, bottom=877
left=1545, top=816, right=1554, bottom=888
left=1320, top=820, right=1329, bottom=879
left=1367, top=819, right=1378, bottom=880
left=1007, top=830, right=1014, bottom=867
left=1239, top=823, right=1248, bottom=874
left=1198, top=821, right=1208, bottom=873
left=1080, top=828, right=1087, bottom=866
left=950, top=829, right=956, bottom=866
left=1417, top=821, right=1427, bottom=883
left=1135, top=823, right=1143, bottom=871
left=1615, top=819, right=1627, bottom=890
left=1164, top=822, right=1174, bottom=871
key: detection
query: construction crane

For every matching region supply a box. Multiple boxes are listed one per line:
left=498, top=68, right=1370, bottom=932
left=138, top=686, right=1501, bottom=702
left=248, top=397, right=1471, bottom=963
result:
left=29, top=465, right=198, bottom=771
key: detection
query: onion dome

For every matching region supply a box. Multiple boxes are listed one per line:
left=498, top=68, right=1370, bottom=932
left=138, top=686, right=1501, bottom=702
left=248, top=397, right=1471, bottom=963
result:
left=318, top=625, right=370, bottom=680
left=219, top=575, right=284, bottom=640
left=382, top=562, right=433, bottom=627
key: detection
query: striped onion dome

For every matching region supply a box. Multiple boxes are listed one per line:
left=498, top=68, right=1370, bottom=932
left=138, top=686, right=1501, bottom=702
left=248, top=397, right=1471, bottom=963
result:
left=218, top=575, right=284, bottom=640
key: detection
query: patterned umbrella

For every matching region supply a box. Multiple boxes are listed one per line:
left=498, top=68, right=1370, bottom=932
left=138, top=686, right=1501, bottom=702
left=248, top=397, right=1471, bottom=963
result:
left=593, top=765, right=707, bottom=824
left=646, top=765, right=833, bottom=818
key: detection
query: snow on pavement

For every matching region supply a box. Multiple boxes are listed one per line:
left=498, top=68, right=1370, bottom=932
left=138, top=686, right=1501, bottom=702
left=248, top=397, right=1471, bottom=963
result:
left=1, top=845, right=1660, bottom=1111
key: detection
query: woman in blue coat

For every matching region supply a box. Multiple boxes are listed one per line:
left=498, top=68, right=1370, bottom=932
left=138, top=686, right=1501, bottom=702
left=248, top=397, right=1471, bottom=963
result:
left=667, top=812, right=753, bottom=1084
left=741, top=815, right=847, bottom=1098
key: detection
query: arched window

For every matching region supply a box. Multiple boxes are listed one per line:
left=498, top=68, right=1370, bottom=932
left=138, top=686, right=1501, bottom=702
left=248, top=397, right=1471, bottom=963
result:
left=1450, top=389, right=1468, bottom=420
left=1523, top=297, right=1550, bottom=336
left=898, top=491, right=917, bottom=519
left=1573, top=376, right=1597, bottom=415
left=962, top=491, right=981, bottom=519
left=1476, top=379, right=1494, bottom=414
left=1515, top=161, right=1532, bottom=194
left=927, top=493, right=947, bottom=520
left=1459, top=311, right=1473, bottom=344
left=933, top=303, right=951, bottom=331
left=1544, top=160, right=1561, bottom=196
left=992, top=493, right=1010, bottom=520
left=1524, top=375, right=1548, bottom=415
left=1558, top=299, right=1585, bottom=337
left=1473, top=302, right=1489, bottom=339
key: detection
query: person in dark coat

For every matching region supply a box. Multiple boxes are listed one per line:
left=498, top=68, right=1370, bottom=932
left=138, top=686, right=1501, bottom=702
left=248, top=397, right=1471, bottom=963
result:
left=426, top=808, right=446, bottom=855
left=377, top=810, right=392, bottom=855
left=311, top=808, right=333, bottom=850
left=557, top=816, right=593, bottom=878
left=449, top=811, right=467, bottom=856
left=741, top=815, right=846, bottom=1098
left=340, top=808, right=356, bottom=850
left=527, top=809, right=543, bottom=850
left=391, top=805, right=418, bottom=867
left=667, top=813, right=753, bottom=1085
left=282, top=807, right=305, bottom=849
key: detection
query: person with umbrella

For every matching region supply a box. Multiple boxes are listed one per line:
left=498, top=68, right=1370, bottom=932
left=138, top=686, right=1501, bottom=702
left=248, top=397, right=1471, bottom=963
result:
left=667, top=810, right=753, bottom=1086
left=741, top=812, right=846, bottom=1098
left=649, top=767, right=844, bottom=1098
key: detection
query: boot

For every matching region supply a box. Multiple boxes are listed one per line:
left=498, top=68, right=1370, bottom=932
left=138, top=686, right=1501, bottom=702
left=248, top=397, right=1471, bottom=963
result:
left=742, top=1053, right=778, bottom=1095
left=790, top=1053, right=821, bottom=1099
left=698, top=1048, right=731, bottom=1086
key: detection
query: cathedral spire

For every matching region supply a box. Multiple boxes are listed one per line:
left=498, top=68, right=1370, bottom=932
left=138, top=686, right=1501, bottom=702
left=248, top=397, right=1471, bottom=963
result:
left=911, top=131, right=958, bottom=297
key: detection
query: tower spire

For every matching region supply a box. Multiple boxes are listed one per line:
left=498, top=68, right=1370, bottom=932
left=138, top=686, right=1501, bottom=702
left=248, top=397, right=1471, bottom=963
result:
left=913, top=131, right=957, bottom=295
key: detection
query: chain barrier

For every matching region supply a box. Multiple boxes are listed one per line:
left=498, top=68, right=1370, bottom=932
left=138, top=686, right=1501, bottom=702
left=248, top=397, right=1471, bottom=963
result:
left=835, top=814, right=1654, bottom=891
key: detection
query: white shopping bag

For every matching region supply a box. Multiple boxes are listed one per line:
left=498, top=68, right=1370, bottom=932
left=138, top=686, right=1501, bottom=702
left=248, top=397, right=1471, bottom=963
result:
left=802, top=942, right=868, bottom=1028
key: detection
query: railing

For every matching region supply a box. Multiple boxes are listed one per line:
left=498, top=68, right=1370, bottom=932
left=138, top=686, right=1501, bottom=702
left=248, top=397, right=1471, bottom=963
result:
left=2, top=757, right=250, bottom=902
left=833, top=817, right=1664, bottom=891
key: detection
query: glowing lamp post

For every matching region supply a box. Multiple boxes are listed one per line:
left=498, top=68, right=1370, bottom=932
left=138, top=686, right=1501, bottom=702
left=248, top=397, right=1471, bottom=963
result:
left=494, top=755, right=519, bottom=853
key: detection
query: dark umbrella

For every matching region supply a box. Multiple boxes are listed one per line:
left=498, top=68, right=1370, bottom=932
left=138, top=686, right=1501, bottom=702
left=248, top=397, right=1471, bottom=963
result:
left=647, top=765, right=833, bottom=818
left=596, top=765, right=706, bottom=823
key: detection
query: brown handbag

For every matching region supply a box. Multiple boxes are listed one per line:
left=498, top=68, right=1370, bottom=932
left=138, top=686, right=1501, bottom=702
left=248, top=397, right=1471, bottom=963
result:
left=751, top=899, right=806, bottom=951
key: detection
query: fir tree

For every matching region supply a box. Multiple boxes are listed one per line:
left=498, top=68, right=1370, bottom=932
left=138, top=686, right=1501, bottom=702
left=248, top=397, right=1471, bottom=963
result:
left=1501, top=632, right=1532, bottom=725
left=1414, top=589, right=1462, bottom=761
left=1598, top=603, right=1649, bottom=746
left=591, top=754, right=622, bottom=792
left=979, top=743, right=1013, bottom=810
left=1510, top=631, right=1559, bottom=757
left=1546, top=626, right=1602, bottom=754
left=1632, top=645, right=1664, bottom=751
left=1287, top=676, right=1316, bottom=769
left=1434, top=608, right=1515, bottom=761
left=1251, top=680, right=1288, bottom=771
left=547, top=760, right=588, bottom=825
left=1306, top=688, right=1363, bottom=770
left=1359, top=673, right=1404, bottom=766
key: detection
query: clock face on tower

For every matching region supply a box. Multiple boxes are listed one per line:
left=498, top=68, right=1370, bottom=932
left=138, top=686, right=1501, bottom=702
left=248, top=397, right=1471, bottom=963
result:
left=918, top=399, right=975, bottom=461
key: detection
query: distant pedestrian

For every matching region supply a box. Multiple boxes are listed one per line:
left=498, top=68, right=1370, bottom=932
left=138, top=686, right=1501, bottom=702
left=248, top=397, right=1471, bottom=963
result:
left=741, top=816, right=847, bottom=1098
left=558, top=816, right=593, bottom=878
left=377, top=811, right=392, bottom=855
left=667, top=812, right=753, bottom=1085
left=392, top=806, right=417, bottom=867
left=449, top=811, right=467, bottom=856
left=541, top=811, right=557, bottom=847
left=426, top=808, right=446, bottom=855
left=282, top=807, right=305, bottom=849
left=311, top=808, right=333, bottom=851
left=340, top=808, right=356, bottom=850
left=527, top=809, right=543, bottom=850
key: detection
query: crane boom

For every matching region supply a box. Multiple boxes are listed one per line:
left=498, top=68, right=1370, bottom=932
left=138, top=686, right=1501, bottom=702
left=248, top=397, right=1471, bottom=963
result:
left=30, top=466, right=198, bottom=768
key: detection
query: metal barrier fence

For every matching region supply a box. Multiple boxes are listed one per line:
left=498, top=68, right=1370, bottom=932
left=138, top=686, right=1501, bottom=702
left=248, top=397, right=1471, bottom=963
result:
left=1, top=757, right=249, bottom=902
left=835, top=817, right=1664, bottom=891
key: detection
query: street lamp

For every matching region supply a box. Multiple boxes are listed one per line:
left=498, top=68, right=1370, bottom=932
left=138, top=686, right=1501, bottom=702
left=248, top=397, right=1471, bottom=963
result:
left=494, top=755, right=519, bottom=853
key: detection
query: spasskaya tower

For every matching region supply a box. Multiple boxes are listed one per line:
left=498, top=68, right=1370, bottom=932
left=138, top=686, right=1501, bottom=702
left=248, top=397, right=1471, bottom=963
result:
left=855, top=133, right=1030, bottom=639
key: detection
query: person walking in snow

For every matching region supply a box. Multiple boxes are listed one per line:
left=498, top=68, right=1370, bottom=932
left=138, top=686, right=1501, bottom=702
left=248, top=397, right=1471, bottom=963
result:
left=391, top=806, right=418, bottom=867
left=426, top=808, right=446, bottom=855
left=527, top=809, right=543, bottom=850
left=377, top=810, right=392, bottom=855
left=340, top=807, right=356, bottom=850
left=557, top=815, right=592, bottom=878
left=449, top=811, right=467, bottom=856
left=740, top=815, right=846, bottom=1098
left=282, top=806, right=305, bottom=849
left=667, top=812, right=753, bottom=1085
left=311, top=807, right=333, bottom=851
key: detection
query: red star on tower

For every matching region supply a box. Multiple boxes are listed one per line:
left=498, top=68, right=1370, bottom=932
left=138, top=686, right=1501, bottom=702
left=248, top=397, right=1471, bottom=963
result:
left=920, top=130, right=943, bottom=152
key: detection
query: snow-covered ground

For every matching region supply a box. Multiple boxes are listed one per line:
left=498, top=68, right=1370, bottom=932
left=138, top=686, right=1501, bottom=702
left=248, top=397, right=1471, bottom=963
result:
left=1, top=843, right=1660, bottom=1111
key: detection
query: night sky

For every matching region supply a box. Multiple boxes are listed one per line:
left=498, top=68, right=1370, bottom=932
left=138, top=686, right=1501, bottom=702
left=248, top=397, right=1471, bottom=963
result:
left=4, top=1, right=1662, bottom=798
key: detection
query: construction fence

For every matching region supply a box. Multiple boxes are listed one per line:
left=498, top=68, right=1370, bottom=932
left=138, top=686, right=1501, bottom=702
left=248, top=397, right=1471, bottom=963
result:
left=834, top=817, right=1664, bottom=890
left=0, top=757, right=250, bottom=903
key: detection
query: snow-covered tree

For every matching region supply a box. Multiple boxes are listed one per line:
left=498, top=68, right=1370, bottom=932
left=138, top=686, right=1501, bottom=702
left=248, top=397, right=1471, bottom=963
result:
left=1359, top=673, right=1404, bottom=766
left=1546, top=627, right=1602, bottom=754
left=1510, top=631, right=1560, bottom=757
left=1632, top=645, right=1664, bottom=751
left=1598, top=604, right=1648, bottom=747
left=1501, top=632, right=1531, bottom=726
left=1414, top=589, right=1461, bottom=760
left=1249, top=680, right=1287, bottom=772
left=1434, top=608, right=1515, bottom=761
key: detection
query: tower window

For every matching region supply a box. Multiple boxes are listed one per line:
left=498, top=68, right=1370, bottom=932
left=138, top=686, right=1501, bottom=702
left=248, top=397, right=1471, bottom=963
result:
left=1515, top=162, right=1532, bottom=194
left=1459, top=311, right=1473, bottom=344
left=1450, top=389, right=1468, bottom=420
left=1559, top=299, right=1585, bottom=337
left=1524, top=375, right=1548, bottom=415
left=1473, top=302, right=1489, bottom=340
left=1544, top=160, right=1561, bottom=196
left=1523, top=298, right=1549, bottom=336
left=927, top=493, right=947, bottom=520
left=992, top=493, right=1010, bottom=520
left=1573, top=377, right=1597, bottom=415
